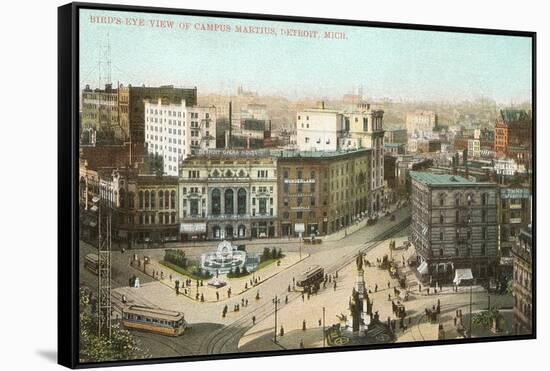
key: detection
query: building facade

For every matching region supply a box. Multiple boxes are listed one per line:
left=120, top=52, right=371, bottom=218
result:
left=410, top=172, right=498, bottom=284
left=145, top=98, right=216, bottom=176
left=178, top=150, right=278, bottom=241
left=81, top=84, right=198, bottom=144
left=494, top=109, right=532, bottom=161
left=498, top=187, right=532, bottom=257
left=511, top=226, right=533, bottom=335
left=406, top=111, right=437, bottom=138
left=276, top=149, right=372, bottom=237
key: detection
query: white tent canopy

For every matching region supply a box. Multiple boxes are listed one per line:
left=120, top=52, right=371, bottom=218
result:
left=417, top=261, right=429, bottom=275
left=453, top=268, right=473, bottom=285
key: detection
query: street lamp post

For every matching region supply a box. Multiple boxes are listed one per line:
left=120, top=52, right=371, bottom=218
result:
left=322, top=307, right=326, bottom=347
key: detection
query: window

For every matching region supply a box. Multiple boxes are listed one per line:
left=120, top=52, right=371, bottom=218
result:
left=224, top=189, right=234, bottom=215
left=237, top=188, right=247, bottom=215
left=296, top=211, right=303, bottom=219
left=212, top=189, right=221, bottom=215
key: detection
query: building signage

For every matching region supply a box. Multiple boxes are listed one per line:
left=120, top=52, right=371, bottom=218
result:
left=295, top=223, right=305, bottom=233
left=291, top=206, right=310, bottom=211
left=284, top=179, right=316, bottom=184
left=494, top=159, right=517, bottom=176
left=501, top=188, right=530, bottom=199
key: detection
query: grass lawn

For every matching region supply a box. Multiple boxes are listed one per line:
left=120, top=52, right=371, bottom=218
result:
left=227, top=256, right=283, bottom=278
left=159, top=261, right=212, bottom=281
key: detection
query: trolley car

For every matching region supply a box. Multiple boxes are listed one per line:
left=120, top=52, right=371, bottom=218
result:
left=296, top=265, right=324, bottom=291
left=122, top=305, right=187, bottom=336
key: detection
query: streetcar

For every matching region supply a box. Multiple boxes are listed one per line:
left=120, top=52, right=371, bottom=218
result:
left=296, top=265, right=324, bottom=291
left=84, top=253, right=99, bottom=275
left=122, top=305, right=187, bottom=336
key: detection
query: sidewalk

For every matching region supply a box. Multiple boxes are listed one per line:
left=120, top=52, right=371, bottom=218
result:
left=130, top=203, right=410, bottom=251
left=128, top=251, right=308, bottom=303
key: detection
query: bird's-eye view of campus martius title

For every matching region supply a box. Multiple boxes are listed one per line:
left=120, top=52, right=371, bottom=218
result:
left=77, top=8, right=534, bottom=363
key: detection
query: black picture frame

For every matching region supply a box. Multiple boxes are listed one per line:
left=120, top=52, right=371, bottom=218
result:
left=58, top=2, right=536, bottom=368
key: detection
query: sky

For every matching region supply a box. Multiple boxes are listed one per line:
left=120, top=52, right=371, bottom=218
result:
left=79, top=9, right=532, bottom=103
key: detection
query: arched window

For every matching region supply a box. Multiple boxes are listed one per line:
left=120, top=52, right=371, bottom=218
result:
left=212, top=189, right=221, bottom=215
left=144, top=190, right=150, bottom=209
left=237, top=188, right=247, bottom=215
left=225, top=189, right=234, bottom=214
left=159, top=190, right=164, bottom=210
left=238, top=224, right=246, bottom=237
left=151, top=191, right=156, bottom=209
left=170, top=191, right=176, bottom=209
left=164, top=190, right=169, bottom=209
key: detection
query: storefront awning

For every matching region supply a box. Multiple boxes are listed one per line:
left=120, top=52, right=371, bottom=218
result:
left=453, top=268, right=473, bottom=285
left=417, top=261, right=428, bottom=275
left=180, top=223, right=207, bottom=233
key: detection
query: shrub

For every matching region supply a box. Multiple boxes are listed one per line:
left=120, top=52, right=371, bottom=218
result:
left=164, top=249, right=187, bottom=268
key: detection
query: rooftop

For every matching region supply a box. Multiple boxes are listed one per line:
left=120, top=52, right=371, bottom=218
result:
left=500, top=109, right=531, bottom=124
left=410, top=171, right=492, bottom=187
left=276, top=148, right=372, bottom=159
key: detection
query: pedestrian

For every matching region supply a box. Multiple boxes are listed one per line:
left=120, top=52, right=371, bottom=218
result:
left=388, top=293, right=391, bottom=301
left=285, top=295, right=288, bottom=304
left=299, top=340, right=304, bottom=348
left=246, top=299, right=249, bottom=306
left=375, top=284, right=378, bottom=292
left=302, top=320, right=307, bottom=331
left=334, top=281, right=337, bottom=291
left=280, top=326, right=284, bottom=337
left=288, top=284, right=291, bottom=292
left=302, top=293, right=305, bottom=302
left=216, top=292, right=219, bottom=301
left=169, top=274, right=172, bottom=282
left=319, top=319, right=322, bottom=326
left=252, top=316, right=256, bottom=325
left=388, top=281, right=390, bottom=289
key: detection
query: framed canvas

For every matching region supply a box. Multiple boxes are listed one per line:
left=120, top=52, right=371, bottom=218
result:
left=58, top=2, right=536, bottom=368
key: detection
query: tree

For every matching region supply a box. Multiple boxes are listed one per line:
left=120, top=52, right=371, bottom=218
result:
left=472, top=307, right=502, bottom=329
left=79, top=289, right=148, bottom=363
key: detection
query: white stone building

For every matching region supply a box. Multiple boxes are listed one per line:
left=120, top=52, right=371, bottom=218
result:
left=145, top=99, right=216, bottom=176
left=296, top=108, right=344, bottom=151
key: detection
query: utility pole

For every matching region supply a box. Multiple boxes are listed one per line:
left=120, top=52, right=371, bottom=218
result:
left=274, top=295, right=278, bottom=343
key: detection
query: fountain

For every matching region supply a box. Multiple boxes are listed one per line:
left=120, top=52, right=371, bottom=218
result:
left=200, top=240, right=259, bottom=277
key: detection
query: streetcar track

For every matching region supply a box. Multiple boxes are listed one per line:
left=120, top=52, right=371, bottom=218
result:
left=201, top=217, right=411, bottom=354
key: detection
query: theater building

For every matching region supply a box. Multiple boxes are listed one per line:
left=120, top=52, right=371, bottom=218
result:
left=178, top=150, right=278, bottom=240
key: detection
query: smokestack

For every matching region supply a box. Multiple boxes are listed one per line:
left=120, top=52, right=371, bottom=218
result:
left=321, top=101, right=325, bottom=109
left=228, top=101, right=232, bottom=148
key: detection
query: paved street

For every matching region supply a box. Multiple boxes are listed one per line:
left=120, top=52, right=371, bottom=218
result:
left=78, top=204, right=514, bottom=357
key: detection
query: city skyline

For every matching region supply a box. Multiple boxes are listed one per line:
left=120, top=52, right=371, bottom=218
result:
left=80, top=9, right=532, bottom=104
